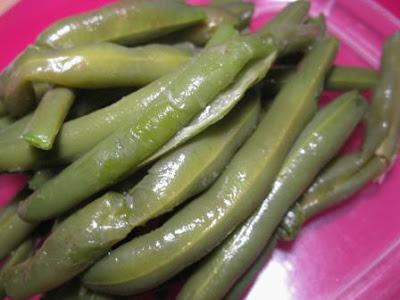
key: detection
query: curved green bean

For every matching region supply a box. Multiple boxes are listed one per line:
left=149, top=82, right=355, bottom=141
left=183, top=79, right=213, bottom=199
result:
left=177, top=91, right=366, bottom=300
left=4, top=192, right=132, bottom=299
left=4, top=43, right=191, bottom=117
left=23, top=87, right=75, bottom=150
left=36, top=0, right=205, bottom=49
left=18, top=34, right=273, bottom=223
left=81, top=37, right=337, bottom=296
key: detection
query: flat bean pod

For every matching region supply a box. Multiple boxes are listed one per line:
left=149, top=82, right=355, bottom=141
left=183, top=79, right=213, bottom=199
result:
left=177, top=91, right=366, bottom=300
left=82, top=37, right=337, bottom=296
left=36, top=0, right=205, bottom=49
left=18, top=34, right=273, bottom=223
left=4, top=43, right=191, bottom=117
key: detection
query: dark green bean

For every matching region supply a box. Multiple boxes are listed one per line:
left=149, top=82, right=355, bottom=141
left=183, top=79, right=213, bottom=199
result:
left=36, top=0, right=205, bottom=49
left=82, top=37, right=337, bottom=297
left=4, top=43, right=191, bottom=117
left=177, top=91, right=366, bottom=300
left=23, top=88, right=75, bottom=150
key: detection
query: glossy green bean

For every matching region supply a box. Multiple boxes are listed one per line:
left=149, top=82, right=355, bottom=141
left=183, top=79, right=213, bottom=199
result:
left=0, top=190, right=36, bottom=260
left=3, top=92, right=260, bottom=299
left=280, top=156, right=387, bottom=241
left=264, top=66, right=377, bottom=93
left=128, top=93, right=260, bottom=229
left=18, top=34, right=273, bottom=223
left=0, top=2, right=315, bottom=172
left=23, top=88, right=75, bottom=150
left=144, top=53, right=276, bottom=166
left=224, top=233, right=279, bottom=300
left=279, top=33, right=400, bottom=240
left=295, top=33, right=400, bottom=203
left=4, top=192, right=132, bottom=299
left=36, top=0, right=205, bottom=49
left=4, top=43, right=191, bottom=117
left=82, top=37, right=337, bottom=296
left=0, top=238, right=34, bottom=299
left=177, top=91, right=366, bottom=300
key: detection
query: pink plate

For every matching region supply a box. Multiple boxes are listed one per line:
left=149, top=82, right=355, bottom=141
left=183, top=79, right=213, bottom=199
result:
left=0, top=1, right=399, bottom=299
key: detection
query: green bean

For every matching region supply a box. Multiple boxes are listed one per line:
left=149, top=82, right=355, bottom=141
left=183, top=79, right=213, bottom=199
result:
left=225, top=233, right=279, bottom=300
left=33, top=82, right=52, bottom=100
left=280, top=33, right=400, bottom=240
left=295, top=33, right=400, bottom=202
left=82, top=37, right=337, bottom=296
left=4, top=43, right=192, bottom=117
left=205, top=24, right=239, bottom=48
left=264, top=66, right=377, bottom=93
left=4, top=192, right=132, bottom=300
left=0, top=2, right=315, bottom=172
left=18, top=34, right=273, bottom=223
left=144, top=1, right=315, bottom=165
left=128, top=92, right=260, bottom=229
left=36, top=0, right=205, bottom=49
left=0, top=238, right=34, bottom=299
left=23, top=88, right=75, bottom=150
left=28, top=168, right=60, bottom=191
left=2, top=90, right=260, bottom=299
left=216, top=2, right=254, bottom=29
left=0, top=189, right=36, bottom=260
left=279, top=156, right=387, bottom=241
left=144, top=52, right=276, bottom=166
left=177, top=91, right=366, bottom=300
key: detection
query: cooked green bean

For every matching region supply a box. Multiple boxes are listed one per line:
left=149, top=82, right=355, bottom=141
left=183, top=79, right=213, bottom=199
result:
left=0, top=238, right=34, bottom=298
left=4, top=43, right=191, bottom=117
left=295, top=32, right=400, bottom=203
left=36, top=0, right=205, bottom=49
left=225, top=233, right=279, bottom=300
left=33, top=82, right=52, bottom=100
left=0, top=2, right=316, bottom=172
left=280, top=33, right=400, bottom=240
left=0, top=189, right=36, bottom=260
left=18, top=34, right=273, bottom=223
left=0, top=113, right=31, bottom=144
left=280, top=156, right=387, bottom=241
left=23, top=88, right=75, bottom=150
left=177, top=91, right=366, bottom=300
left=4, top=192, right=132, bottom=299
left=2, top=91, right=260, bottom=299
left=144, top=53, right=276, bottom=166
left=82, top=37, right=337, bottom=296
left=128, top=92, right=260, bottom=229
left=264, top=66, right=377, bottom=93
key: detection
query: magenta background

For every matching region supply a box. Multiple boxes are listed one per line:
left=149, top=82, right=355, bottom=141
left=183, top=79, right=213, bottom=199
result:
left=0, top=1, right=399, bottom=299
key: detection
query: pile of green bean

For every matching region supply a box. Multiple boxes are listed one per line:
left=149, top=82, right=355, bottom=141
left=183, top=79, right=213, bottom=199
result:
left=0, top=0, right=399, bottom=299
